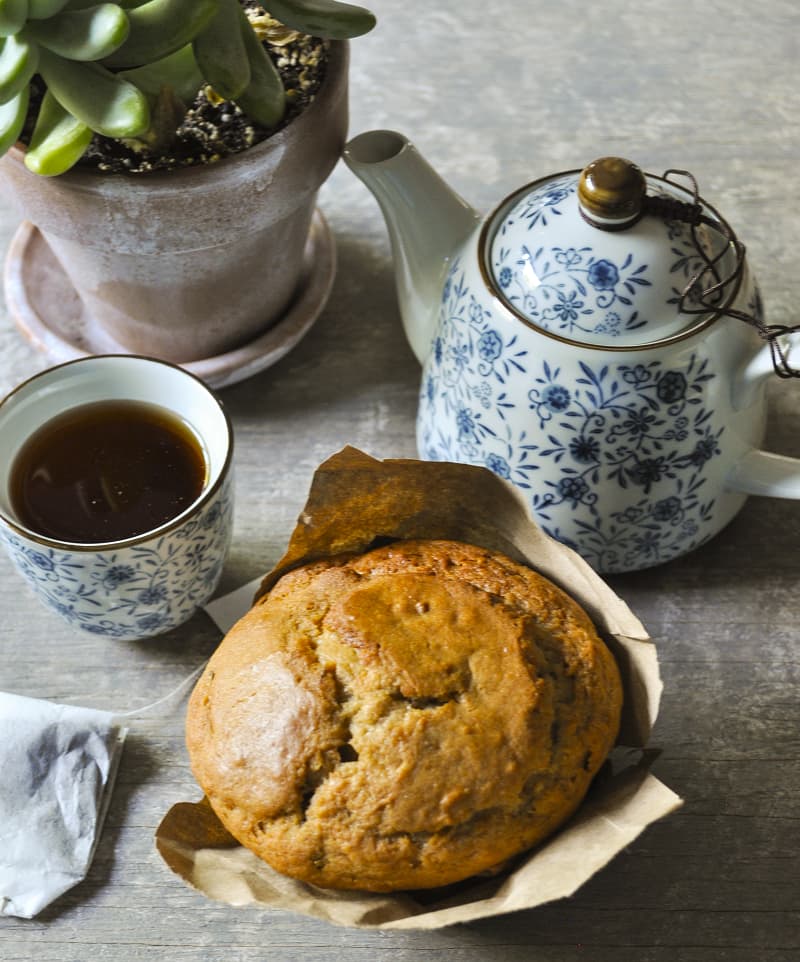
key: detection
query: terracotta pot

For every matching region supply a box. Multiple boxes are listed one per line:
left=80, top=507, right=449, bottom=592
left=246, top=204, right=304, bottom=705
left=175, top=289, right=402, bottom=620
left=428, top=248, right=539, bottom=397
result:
left=0, top=42, right=348, bottom=364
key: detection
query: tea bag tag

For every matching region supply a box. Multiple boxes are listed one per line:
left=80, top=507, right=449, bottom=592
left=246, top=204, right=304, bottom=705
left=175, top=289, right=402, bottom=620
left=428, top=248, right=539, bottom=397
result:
left=0, top=692, right=126, bottom=919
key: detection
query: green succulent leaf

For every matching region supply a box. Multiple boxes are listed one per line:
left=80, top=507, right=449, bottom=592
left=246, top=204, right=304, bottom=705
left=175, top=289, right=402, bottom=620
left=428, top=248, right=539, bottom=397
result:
left=235, top=5, right=284, bottom=128
left=26, top=4, right=130, bottom=61
left=0, top=0, right=28, bottom=38
left=193, top=0, right=249, bottom=101
left=0, top=34, right=38, bottom=104
left=0, top=85, right=28, bottom=156
left=28, top=0, right=70, bottom=17
left=25, top=89, right=92, bottom=174
left=103, top=0, right=220, bottom=69
left=63, top=0, right=148, bottom=11
left=120, top=41, right=202, bottom=106
left=262, top=0, right=375, bottom=39
left=39, top=47, right=150, bottom=137
left=120, top=84, right=186, bottom=152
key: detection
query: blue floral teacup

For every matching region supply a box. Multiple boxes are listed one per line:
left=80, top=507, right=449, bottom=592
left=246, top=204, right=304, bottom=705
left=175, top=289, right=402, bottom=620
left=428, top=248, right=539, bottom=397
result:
left=0, top=356, right=233, bottom=640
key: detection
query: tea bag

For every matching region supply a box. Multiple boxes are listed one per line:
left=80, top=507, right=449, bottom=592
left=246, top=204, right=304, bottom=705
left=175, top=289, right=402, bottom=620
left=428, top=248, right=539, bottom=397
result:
left=0, top=691, right=126, bottom=919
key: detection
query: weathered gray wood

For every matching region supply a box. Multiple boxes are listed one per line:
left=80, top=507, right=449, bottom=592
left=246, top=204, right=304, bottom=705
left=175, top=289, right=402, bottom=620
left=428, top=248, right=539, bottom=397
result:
left=1, top=0, right=799, bottom=958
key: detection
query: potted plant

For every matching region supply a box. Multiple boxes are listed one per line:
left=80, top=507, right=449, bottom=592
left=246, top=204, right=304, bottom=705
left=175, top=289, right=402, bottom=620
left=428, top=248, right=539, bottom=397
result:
left=0, top=0, right=375, bottom=380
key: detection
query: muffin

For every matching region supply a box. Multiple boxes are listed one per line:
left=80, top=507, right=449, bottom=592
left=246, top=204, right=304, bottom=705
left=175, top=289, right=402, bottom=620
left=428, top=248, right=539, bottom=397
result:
left=186, top=539, right=623, bottom=892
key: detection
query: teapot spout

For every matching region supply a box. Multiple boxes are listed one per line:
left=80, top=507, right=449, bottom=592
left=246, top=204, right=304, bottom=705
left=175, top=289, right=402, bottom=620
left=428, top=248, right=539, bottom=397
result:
left=344, top=130, right=481, bottom=363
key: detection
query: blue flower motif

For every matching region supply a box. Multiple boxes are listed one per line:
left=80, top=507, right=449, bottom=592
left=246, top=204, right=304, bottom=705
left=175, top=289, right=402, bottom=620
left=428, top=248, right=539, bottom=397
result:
left=652, top=496, right=682, bottom=522
left=137, top=613, right=167, bottom=632
left=474, top=381, right=492, bottom=410
left=26, top=549, right=55, bottom=572
left=621, top=364, right=653, bottom=387
left=632, top=530, right=661, bottom=557
left=688, top=437, right=720, bottom=466
left=455, top=406, right=476, bottom=441
left=477, top=330, right=503, bottom=362
left=139, top=585, right=168, bottom=605
left=569, top=436, right=600, bottom=464
left=621, top=406, right=657, bottom=440
left=102, top=564, right=136, bottom=589
left=541, top=384, right=571, bottom=412
left=556, top=476, right=590, bottom=507
left=597, top=312, right=622, bottom=335
left=554, top=247, right=583, bottom=269
left=553, top=291, right=584, bottom=323
left=587, top=259, right=619, bottom=291
left=657, top=370, right=688, bottom=404
left=485, top=453, right=511, bottom=479
left=498, top=266, right=513, bottom=288
left=48, top=598, right=76, bottom=620
left=203, top=560, right=224, bottom=587
left=434, top=336, right=443, bottom=366
left=202, top=503, right=221, bottom=528
left=449, top=342, right=470, bottom=371
left=469, top=298, right=485, bottom=322
left=542, top=186, right=569, bottom=206
left=519, top=182, right=575, bottom=228
left=627, top=458, right=666, bottom=491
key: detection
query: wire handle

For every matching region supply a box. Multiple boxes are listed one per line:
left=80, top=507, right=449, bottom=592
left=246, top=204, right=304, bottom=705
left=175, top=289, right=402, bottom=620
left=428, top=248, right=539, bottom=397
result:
left=643, top=169, right=799, bottom=379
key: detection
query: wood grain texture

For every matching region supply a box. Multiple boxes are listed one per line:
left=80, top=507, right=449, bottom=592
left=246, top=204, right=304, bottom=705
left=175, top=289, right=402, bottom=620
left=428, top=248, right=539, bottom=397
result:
left=1, top=0, right=799, bottom=957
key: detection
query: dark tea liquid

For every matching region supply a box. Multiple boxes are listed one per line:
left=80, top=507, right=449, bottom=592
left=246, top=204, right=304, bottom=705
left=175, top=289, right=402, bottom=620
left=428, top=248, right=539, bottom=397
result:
left=10, top=400, right=207, bottom=543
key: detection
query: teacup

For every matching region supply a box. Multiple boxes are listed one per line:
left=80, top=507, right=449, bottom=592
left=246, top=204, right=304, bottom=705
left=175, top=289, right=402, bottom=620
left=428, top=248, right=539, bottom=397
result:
left=0, top=355, right=234, bottom=640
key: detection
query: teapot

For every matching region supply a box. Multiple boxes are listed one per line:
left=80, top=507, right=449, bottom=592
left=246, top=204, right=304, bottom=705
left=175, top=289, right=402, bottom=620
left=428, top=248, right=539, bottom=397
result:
left=344, top=131, right=800, bottom=573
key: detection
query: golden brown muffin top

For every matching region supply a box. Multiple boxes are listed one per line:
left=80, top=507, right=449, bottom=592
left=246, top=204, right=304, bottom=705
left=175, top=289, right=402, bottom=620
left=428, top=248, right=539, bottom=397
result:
left=187, top=539, right=622, bottom=891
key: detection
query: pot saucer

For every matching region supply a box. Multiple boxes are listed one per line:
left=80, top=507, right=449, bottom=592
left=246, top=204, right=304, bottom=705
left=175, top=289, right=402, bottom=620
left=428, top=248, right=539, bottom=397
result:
left=3, top=208, right=336, bottom=389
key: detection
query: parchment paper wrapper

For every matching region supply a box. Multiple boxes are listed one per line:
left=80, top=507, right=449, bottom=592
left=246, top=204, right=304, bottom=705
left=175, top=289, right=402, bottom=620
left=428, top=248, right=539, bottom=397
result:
left=157, top=447, right=681, bottom=929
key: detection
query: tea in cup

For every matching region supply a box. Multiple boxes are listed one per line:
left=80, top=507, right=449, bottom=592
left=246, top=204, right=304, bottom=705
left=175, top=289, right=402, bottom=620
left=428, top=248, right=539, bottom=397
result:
left=0, top=355, right=234, bottom=641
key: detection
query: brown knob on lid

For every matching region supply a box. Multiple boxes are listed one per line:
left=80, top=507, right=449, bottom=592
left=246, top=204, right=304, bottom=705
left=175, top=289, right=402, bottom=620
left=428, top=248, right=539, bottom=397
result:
left=578, top=157, right=646, bottom=230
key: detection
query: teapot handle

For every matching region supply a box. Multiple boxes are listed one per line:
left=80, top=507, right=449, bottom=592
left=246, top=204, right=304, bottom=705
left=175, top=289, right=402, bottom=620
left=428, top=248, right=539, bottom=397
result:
left=733, top=330, right=800, bottom=410
left=727, top=449, right=800, bottom=498
left=728, top=331, right=800, bottom=496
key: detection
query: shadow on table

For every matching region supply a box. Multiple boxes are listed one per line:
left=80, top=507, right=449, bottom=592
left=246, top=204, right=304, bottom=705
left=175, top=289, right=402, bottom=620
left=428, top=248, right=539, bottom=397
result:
left=220, top=231, right=420, bottom=416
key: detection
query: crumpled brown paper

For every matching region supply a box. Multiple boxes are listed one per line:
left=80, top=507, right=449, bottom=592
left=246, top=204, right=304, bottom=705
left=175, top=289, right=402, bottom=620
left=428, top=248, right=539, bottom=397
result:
left=156, top=447, right=681, bottom=929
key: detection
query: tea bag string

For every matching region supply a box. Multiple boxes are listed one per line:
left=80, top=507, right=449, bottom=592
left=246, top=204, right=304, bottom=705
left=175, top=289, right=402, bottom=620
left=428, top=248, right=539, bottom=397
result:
left=642, top=169, right=800, bottom=378
left=113, top=661, right=208, bottom=720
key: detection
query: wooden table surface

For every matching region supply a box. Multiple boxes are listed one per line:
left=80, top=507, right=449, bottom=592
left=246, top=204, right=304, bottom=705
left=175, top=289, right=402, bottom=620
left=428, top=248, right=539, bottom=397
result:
left=1, top=0, right=798, bottom=958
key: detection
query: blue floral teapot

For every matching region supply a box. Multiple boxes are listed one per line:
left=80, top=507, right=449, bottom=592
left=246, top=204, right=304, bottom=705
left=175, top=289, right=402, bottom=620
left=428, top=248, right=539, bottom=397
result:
left=344, top=131, right=800, bottom=572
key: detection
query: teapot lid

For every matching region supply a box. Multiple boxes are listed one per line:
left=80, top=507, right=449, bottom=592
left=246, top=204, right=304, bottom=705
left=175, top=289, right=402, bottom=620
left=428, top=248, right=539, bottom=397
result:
left=484, top=157, right=740, bottom=347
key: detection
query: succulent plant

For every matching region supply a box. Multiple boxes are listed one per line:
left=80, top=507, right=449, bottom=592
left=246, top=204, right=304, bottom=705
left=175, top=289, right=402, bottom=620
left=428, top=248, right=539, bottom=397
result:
left=0, top=0, right=375, bottom=176
left=192, top=0, right=374, bottom=127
